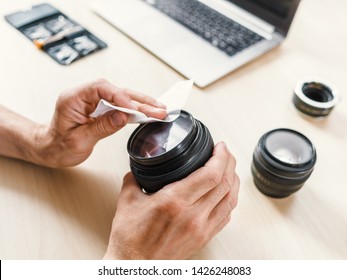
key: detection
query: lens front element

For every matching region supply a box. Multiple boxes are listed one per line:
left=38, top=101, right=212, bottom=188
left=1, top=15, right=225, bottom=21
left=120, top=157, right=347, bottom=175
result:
left=135, top=113, right=193, bottom=158
left=265, top=130, right=314, bottom=165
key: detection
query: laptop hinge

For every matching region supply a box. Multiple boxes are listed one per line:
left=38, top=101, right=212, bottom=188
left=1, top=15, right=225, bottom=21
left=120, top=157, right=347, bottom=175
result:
left=199, top=0, right=275, bottom=40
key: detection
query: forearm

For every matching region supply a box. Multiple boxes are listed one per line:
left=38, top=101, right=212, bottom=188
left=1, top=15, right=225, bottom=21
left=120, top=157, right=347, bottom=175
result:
left=0, top=105, right=45, bottom=164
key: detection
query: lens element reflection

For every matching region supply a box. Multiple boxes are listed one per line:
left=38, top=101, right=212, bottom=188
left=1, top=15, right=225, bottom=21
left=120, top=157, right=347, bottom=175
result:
left=265, top=130, right=314, bottom=165
left=139, top=114, right=192, bottom=158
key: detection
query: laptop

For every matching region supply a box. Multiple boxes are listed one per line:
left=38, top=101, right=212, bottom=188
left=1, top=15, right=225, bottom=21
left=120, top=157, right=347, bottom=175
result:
left=91, top=0, right=301, bottom=87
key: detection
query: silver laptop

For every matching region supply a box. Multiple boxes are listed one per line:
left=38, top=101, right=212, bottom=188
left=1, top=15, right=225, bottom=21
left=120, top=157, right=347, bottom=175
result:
left=91, top=0, right=301, bottom=87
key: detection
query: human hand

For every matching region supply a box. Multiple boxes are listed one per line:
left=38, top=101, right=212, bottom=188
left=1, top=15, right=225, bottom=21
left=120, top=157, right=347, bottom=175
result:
left=104, top=142, right=240, bottom=260
left=32, top=79, right=166, bottom=167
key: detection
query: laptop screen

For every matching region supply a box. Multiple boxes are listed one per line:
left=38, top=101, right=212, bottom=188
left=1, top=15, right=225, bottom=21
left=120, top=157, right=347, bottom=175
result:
left=228, top=0, right=301, bottom=35
left=247, top=0, right=293, bottom=18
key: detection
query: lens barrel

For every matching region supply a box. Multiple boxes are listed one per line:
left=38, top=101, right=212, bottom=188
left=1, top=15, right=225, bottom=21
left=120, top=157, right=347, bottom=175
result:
left=252, top=128, right=317, bottom=198
left=127, top=110, right=214, bottom=193
left=293, top=78, right=338, bottom=117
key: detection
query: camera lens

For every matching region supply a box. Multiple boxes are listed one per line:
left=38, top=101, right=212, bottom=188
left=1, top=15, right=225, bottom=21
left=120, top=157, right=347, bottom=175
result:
left=293, top=79, right=338, bottom=117
left=252, top=128, right=317, bottom=198
left=127, top=110, right=214, bottom=193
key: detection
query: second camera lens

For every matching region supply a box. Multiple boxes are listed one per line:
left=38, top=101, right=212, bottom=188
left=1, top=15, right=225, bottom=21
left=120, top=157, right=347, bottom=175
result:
left=252, top=128, right=317, bottom=198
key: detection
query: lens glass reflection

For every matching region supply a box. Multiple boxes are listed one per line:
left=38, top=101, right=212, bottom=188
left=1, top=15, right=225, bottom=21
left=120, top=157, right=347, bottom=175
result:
left=136, top=113, right=192, bottom=158
left=265, top=130, right=313, bottom=165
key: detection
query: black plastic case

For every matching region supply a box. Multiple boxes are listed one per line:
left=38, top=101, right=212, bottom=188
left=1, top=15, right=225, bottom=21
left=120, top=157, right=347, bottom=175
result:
left=5, top=3, right=107, bottom=65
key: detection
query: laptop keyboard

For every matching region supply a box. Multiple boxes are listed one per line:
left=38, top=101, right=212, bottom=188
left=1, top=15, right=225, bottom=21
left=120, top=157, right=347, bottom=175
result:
left=143, top=0, right=264, bottom=56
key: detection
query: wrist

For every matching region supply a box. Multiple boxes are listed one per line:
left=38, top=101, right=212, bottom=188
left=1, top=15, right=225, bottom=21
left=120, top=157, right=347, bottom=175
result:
left=21, top=124, right=57, bottom=167
left=27, top=124, right=60, bottom=168
left=0, top=106, right=61, bottom=168
left=103, top=241, right=147, bottom=260
left=103, top=243, right=124, bottom=260
left=23, top=123, right=47, bottom=166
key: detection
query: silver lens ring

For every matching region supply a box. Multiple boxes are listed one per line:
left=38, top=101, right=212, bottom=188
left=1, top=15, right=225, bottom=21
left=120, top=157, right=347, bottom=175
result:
left=293, top=78, right=338, bottom=117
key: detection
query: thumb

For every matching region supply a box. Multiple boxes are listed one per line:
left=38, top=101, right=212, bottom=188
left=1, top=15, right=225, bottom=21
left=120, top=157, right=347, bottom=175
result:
left=89, top=111, right=128, bottom=140
left=118, top=172, right=146, bottom=204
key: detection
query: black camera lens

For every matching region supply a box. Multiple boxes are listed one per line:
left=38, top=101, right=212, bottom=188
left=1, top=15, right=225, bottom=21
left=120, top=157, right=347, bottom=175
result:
left=252, top=128, right=317, bottom=198
left=127, top=110, right=214, bottom=193
left=293, top=79, right=338, bottom=117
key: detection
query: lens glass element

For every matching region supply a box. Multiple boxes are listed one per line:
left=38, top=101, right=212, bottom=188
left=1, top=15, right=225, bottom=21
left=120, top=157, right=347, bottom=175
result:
left=134, top=113, right=193, bottom=158
left=265, top=130, right=314, bottom=165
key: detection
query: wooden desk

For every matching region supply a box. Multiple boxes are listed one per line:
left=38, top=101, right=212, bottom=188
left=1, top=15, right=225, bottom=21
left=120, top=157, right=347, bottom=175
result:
left=0, top=0, right=346, bottom=259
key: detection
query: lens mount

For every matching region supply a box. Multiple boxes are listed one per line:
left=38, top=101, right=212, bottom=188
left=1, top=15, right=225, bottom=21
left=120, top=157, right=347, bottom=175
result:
left=293, top=78, right=338, bottom=117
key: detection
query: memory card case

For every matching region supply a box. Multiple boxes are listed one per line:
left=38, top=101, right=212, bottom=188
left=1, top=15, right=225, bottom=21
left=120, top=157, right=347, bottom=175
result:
left=5, top=3, right=107, bottom=65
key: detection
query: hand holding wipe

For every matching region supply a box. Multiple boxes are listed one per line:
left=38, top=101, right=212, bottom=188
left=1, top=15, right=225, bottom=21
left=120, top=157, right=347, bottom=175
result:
left=90, top=80, right=194, bottom=123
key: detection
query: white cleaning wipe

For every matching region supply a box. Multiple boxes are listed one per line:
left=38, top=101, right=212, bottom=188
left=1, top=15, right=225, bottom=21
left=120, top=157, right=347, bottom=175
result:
left=90, top=80, right=193, bottom=123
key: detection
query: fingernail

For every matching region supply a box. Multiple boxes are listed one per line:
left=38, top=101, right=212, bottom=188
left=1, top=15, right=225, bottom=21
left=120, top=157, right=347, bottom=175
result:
left=153, top=107, right=167, bottom=113
left=154, top=108, right=168, bottom=118
left=218, top=141, right=226, bottom=148
left=220, top=141, right=230, bottom=152
left=155, top=100, right=166, bottom=109
left=112, top=112, right=127, bottom=127
left=130, top=101, right=138, bottom=110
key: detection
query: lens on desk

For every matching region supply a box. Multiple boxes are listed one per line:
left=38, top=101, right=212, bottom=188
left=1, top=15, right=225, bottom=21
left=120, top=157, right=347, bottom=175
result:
left=251, top=128, right=317, bottom=198
left=293, top=79, right=338, bottom=117
left=128, top=110, right=214, bottom=193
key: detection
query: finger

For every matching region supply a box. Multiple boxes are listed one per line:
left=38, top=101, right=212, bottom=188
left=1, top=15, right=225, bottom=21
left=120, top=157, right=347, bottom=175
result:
left=132, top=101, right=167, bottom=120
left=78, top=79, right=137, bottom=110
left=163, top=142, right=230, bottom=205
left=123, top=88, right=167, bottom=109
left=207, top=174, right=240, bottom=228
left=87, top=110, right=128, bottom=140
left=208, top=214, right=231, bottom=241
left=118, top=172, right=146, bottom=204
left=230, top=174, right=240, bottom=209
left=56, top=91, right=97, bottom=122
left=195, top=153, right=237, bottom=214
left=76, top=80, right=168, bottom=121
